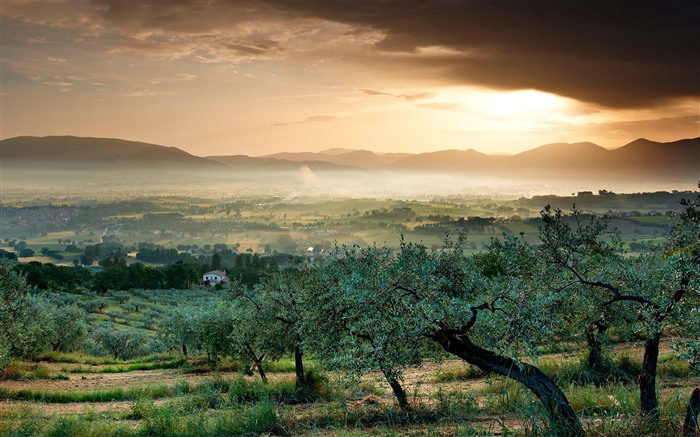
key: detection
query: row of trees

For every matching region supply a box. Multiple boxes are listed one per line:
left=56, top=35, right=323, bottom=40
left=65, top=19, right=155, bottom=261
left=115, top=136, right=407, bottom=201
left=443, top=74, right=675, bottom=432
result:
left=11, top=252, right=279, bottom=292
left=156, top=188, right=698, bottom=435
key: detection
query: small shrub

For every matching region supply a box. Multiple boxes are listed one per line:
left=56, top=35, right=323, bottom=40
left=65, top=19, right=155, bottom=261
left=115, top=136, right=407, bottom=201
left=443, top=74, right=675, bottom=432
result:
left=434, top=387, right=478, bottom=420
left=346, top=379, right=384, bottom=400
left=0, top=362, right=28, bottom=380
left=614, top=353, right=642, bottom=379
left=658, top=356, right=690, bottom=378
left=30, top=365, right=52, bottom=380
left=126, top=399, right=154, bottom=420
left=228, top=377, right=273, bottom=404
left=434, top=364, right=483, bottom=383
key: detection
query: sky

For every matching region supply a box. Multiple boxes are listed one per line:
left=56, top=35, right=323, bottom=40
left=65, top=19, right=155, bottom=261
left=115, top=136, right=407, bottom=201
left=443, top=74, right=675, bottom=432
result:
left=1, top=0, right=698, bottom=157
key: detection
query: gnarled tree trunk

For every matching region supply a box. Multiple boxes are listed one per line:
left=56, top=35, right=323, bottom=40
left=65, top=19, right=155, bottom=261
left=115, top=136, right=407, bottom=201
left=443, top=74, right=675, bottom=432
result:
left=682, top=387, right=700, bottom=437
left=640, top=333, right=661, bottom=420
left=585, top=328, right=603, bottom=371
left=432, top=329, right=584, bottom=437
left=381, top=367, right=409, bottom=412
left=294, top=343, right=306, bottom=388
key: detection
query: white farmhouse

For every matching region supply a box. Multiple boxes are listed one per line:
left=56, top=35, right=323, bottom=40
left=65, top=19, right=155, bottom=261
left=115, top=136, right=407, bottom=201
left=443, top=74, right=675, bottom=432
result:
left=202, top=270, right=229, bottom=287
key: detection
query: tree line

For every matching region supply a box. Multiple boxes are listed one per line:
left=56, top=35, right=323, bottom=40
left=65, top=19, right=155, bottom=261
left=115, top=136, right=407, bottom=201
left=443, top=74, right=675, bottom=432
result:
left=11, top=252, right=278, bottom=292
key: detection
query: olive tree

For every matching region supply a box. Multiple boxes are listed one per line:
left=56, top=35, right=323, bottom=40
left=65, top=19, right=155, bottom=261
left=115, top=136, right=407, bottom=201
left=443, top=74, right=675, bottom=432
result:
left=227, top=287, right=287, bottom=384
left=0, top=261, right=50, bottom=369
left=426, top=236, right=585, bottom=436
left=303, top=244, right=425, bottom=411
left=539, top=197, right=699, bottom=421
left=159, top=305, right=198, bottom=358
left=245, top=269, right=312, bottom=388
left=33, top=297, right=88, bottom=352
left=94, top=326, right=145, bottom=360
left=305, top=237, right=583, bottom=434
left=190, top=304, right=236, bottom=367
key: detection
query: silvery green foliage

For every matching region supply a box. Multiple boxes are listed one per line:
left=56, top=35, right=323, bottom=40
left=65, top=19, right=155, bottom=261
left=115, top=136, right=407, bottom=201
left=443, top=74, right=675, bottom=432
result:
left=304, top=236, right=566, bottom=380
left=227, top=283, right=287, bottom=374
left=303, top=244, right=428, bottom=379
left=251, top=269, right=310, bottom=358
left=668, top=187, right=700, bottom=371
left=189, top=303, right=236, bottom=365
left=158, top=305, right=198, bottom=354
left=253, top=269, right=307, bottom=349
left=93, top=325, right=145, bottom=360
left=0, top=261, right=50, bottom=369
left=33, top=296, right=88, bottom=353
left=538, top=204, right=696, bottom=339
left=470, top=235, right=556, bottom=357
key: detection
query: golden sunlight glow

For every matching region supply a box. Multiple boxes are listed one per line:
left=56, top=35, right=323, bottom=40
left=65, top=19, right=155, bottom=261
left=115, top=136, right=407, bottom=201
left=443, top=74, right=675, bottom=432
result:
left=477, top=90, right=564, bottom=116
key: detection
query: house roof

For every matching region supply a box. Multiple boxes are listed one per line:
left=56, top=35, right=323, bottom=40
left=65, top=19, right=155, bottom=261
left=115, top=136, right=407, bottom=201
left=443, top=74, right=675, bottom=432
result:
left=204, top=270, right=227, bottom=276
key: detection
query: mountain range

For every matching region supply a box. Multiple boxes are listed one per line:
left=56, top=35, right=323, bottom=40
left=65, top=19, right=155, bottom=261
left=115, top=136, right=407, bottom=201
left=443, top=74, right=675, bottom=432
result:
left=1, top=135, right=698, bottom=181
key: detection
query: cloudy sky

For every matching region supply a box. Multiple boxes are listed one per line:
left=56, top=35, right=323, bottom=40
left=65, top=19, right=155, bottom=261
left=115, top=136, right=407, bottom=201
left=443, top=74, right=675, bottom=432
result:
left=1, top=0, right=698, bottom=156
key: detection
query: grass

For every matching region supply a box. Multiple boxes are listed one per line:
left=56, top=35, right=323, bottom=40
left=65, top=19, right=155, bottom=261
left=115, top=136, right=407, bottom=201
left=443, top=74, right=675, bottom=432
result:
left=0, top=373, right=326, bottom=406
left=0, top=401, right=280, bottom=437
left=566, top=384, right=641, bottom=416
left=36, top=352, right=180, bottom=366
left=433, top=364, right=483, bottom=383
left=65, top=359, right=186, bottom=374
left=2, top=342, right=696, bottom=436
left=138, top=400, right=280, bottom=437
left=0, top=363, right=69, bottom=381
left=0, top=385, right=179, bottom=403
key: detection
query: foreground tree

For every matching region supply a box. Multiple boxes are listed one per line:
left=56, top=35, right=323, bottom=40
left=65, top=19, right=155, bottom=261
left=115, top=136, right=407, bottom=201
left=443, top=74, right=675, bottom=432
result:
left=305, top=244, right=424, bottom=411
left=159, top=306, right=198, bottom=358
left=228, top=286, right=287, bottom=384
left=307, top=238, right=583, bottom=434
left=250, top=269, right=312, bottom=388
left=0, top=261, right=50, bottom=369
left=539, top=195, right=699, bottom=422
left=34, top=298, right=88, bottom=352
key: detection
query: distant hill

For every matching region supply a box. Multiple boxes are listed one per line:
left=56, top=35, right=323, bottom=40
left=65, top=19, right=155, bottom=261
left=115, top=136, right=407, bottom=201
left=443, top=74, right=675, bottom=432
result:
left=1, top=136, right=223, bottom=171
left=2, top=135, right=697, bottom=183
left=206, top=155, right=354, bottom=172
left=518, top=137, right=698, bottom=179
left=509, top=142, right=608, bottom=168
left=264, top=150, right=411, bottom=168
left=390, top=149, right=501, bottom=171
left=607, top=138, right=699, bottom=176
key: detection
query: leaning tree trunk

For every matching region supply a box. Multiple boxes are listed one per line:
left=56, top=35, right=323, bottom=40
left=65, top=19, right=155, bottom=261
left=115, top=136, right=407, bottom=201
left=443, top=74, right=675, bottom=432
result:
left=433, top=329, right=584, bottom=437
left=181, top=342, right=188, bottom=358
left=381, top=367, right=410, bottom=412
left=640, top=333, right=661, bottom=421
left=256, top=361, right=268, bottom=385
left=294, top=343, right=306, bottom=388
left=682, top=387, right=700, bottom=437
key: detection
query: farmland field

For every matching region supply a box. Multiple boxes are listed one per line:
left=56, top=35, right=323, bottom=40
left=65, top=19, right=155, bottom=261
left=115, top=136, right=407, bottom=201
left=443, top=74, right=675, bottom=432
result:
left=1, top=339, right=696, bottom=436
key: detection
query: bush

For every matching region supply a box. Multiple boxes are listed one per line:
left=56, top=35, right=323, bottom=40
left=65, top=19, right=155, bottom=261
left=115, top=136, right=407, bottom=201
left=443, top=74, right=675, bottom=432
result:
left=93, top=326, right=145, bottom=360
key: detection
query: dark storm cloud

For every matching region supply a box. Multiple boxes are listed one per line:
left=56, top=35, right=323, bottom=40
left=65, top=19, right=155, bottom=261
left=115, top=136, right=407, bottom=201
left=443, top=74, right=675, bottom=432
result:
left=90, top=0, right=699, bottom=108
left=264, top=0, right=699, bottom=108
